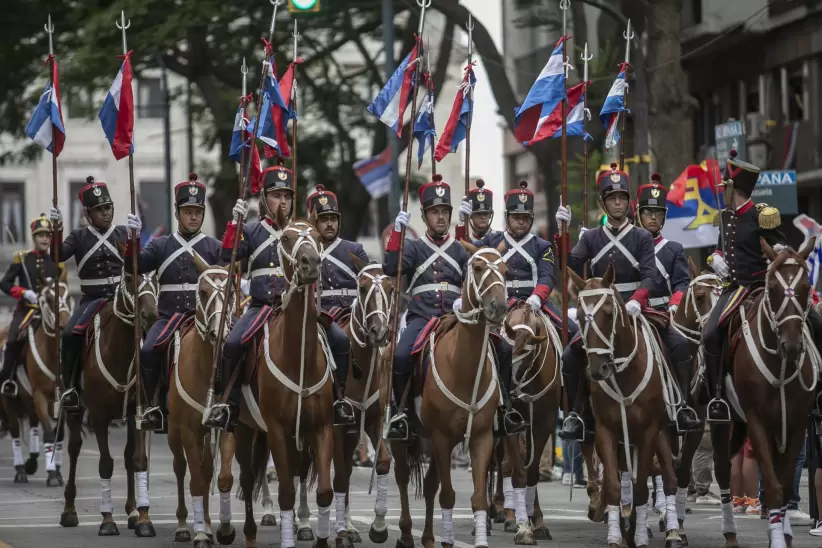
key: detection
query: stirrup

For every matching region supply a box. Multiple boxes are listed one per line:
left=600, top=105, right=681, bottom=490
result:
left=333, top=399, right=356, bottom=427
left=1, top=379, right=18, bottom=397
left=60, top=388, right=81, bottom=410
left=706, top=398, right=731, bottom=424
left=203, top=403, right=234, bottom=430
left=560, top=413, right=587, bottom=441
left=138, top=406, right=166, bottom=432
left=386, top=413, right=410, bottom=441
left=675, top=405, right=702, bottom=433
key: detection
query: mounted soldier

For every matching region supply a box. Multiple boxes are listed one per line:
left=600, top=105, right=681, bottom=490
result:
left=702, top=151, right=822, bottom=422
left=457, top=180, right=561, bottom=435
left=555, top=163, right=664, bottom=441
left=385, top=175, right=469, bottom=441
left=121, top=173, right=224, bottom=432
left=460, top=179, right=496, bottom=240
left=0, top=214, right=62, bottom=396
left=51, top=177, right=128, bottom=412
left=635, top=174, right=701, bottom=432
left=204, top=165, right=355, bottom=431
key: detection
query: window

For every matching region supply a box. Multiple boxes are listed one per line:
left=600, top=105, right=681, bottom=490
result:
left=69, top=181, right=88, bottom=229
left=0, top=183, right=25, bottom=246
left=139, top=181, right=171, bottom=237
left=137, top=78, right=164, bottom=119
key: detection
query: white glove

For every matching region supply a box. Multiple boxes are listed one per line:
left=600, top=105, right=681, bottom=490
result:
left=452, top=297, right=463, bottom=314
left=49, top=207, right=62, bottom=224
left=126, top=213, right=142, bottom=237
left=394, top=210, right=410, bottom=232
left=232, top=199, right=249, bottom=222
left=526, top=294, right=542, bottom=312
left=458, top=198, right=473, bottom=223
left=773, top=243, right=786, bottom=253
left=711, top=253, right=729, bottom=278
left=23, top=290, right=38, bottom=305
left=240, top=278, right=250, bottom=297
left=578, top=226, right=588, bottom=242
left=555, top=204, right=572, bottom=226
left=625, top=299, right=642, bottom=317
left=668, top=304, right=678, bottom=314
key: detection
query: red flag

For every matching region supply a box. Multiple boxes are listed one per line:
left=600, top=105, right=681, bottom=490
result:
left=668, top=160, right=722, bottom=206
left=272, top=60, right=301, bottom=158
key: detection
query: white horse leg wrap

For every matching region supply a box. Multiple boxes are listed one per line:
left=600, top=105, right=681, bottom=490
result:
left=374, top=474, right=389, bottom=516
left=654, top=475, right=665, bottom=511
left=514, top=487, right=527, bottom=524
left=620, top=471, right=632, bottom=506
left=219, top=491, right=231, bottom=524
left=473, top=510, right=488, bottom=547
left=635, top=505, right=649, bottom=546
left=675, top=487, right=687, bottom=523
left=192, top=496, right=205, bottom=533
left=606, top=505, right=621, bottom=545
left=503, top=477, right=514, bottom=510
left=100, top=478, right=113, bottom=514
left=29, top=426, right=40, bottom=454
left=525, top=485, right=537, bottom=517
left=335, top=492, right=347, bottom=533
left=665, top=494, right=678, bottom=531
left=280, top=510, right=295, bottom=548
left=11, top=438, right=23, bottom=466
left=316, top=503, right=332, bottom=539
left=136, top=471, right=149, bottom=508
left=720, top=488, right=736, bottom=534
left=441, top=508, right=455, bottom=545
left=44, top=443, right=55, bottom=471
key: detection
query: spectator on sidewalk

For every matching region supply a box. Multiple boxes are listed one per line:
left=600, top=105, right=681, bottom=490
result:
left=732, top=438, right=761, bottom=515
left=688, top=424, right=718, bottom=503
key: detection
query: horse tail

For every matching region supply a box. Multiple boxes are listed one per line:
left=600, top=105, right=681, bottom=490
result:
left=729, top=421, right=747, bottom=458
left=240, top=429, right=272, bottom=503
left=406, top=436, right=425, bottom=499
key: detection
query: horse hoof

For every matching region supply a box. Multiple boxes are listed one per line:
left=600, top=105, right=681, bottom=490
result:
left=134, top=522, right=156, bottom=537
left=394, top=540, right=414, bottom=548
left=216, top=524, right=236, bottom=545
left=486, top=516, right=492, bottom=532
left=46, top=469, right=63, bottom=487
left=532, top=526, right=552, bottom=540
left=514, top=527, right=536, bottom=545
left=193, top=539, right=213, bottom=548
left=60, top=511, right=79, bottom=528
left=98, top=521, right=120, bottom=536
left=335, top=536, right=355, bottom=548
left=348, top=530, right=361, bottom=543
left=659, top=517, right=666, bottom=533
left=665, top=540, right=683, bottom=548
left=504, top=520, right=517, bottom=533
left=261, top=513, right=277, bottom=526
left=297, top=527, right=315, bottom=541
left=369, top=526, right=388, bottom=544
left=488, top=505, right=498, bottom=520
left=13, top=466, right=28, bottom=484
left=175, top=528, right=192, bottom=542
left=680, top=532, right=688, bottom=547
left=24, top=454, right=38, bottom=475
left=128, top=515, right=137, bottom=530
left=493, top=513, right=506, bottom=524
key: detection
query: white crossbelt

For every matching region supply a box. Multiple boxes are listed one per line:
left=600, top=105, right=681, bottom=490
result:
left=407, top=237, right=462, bottom=294
left=410, top=283, right=461, bottom=296
left=248, top=221, right=282, bottom=268
left=157, top=232, right=206, bottom=278
left=321, top=239, right=358, bottom=281
left=591, top=224, right=639, bottom=270
left=614, top=281, right=640, bottom=292
left=502, top=232, right=537, bottom=288
left=649, top=296, right=669, bottom=307
left=77, top=225, right=121, bottom=272
left=250, top=267, right=283, bottom=279
left=506, top=279, right=535, bottom=289
left=653, top=238, right=672, bottom=293
left=159, top=283, right=198, bottom=293
left=80, top=275, right=122, bottom=287
left=323, top=288, right=357, bottom=297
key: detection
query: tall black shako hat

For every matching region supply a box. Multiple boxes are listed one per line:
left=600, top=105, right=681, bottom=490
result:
left=504, top=181, right=534, bottom=215
left=724, top=149, right=760, bottom=196
left=598, top=163, right=630, bottom=200
left=262, top=164, right=295, bottom=195
left=78, top=176, right=113, bottom=211
left=30, top=213, right=52, bottom=235
left=635, top=173, right=667, bottom=228
left=467, top=179, right=493, bottom=213
left=174, top=173, right=207, bottom=209
left=418, top=174, right=452, bottom=212
left=306, top=184, right=339, bottom=219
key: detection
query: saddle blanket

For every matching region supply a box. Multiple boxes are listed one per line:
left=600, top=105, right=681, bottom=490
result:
left=72, top=299, right=108, bottom=336
left=154, top=312, right=192, bottom=350
left=241, top=305, right=274, bottom=345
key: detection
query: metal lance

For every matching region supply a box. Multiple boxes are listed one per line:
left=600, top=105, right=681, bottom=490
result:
left=291, top=19, right=300, bottom=193
left=236, top=57, right=249, bottom=317
left=618, top=19, right=634, bottom=177
left=382, top=0, right=431, bottom=441
left=559, top=0, right=572, bottom=349
left=204, top=0, right=283, bottom=420
left=581, top=42, right=593, bottom=229
left=464, top=13, right=474, bottom=196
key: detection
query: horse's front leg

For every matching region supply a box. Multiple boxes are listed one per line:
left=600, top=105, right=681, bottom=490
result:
left=124, top=414, right=138, bottom=529
left=654, top=430, right=683, bottom=548
left=132, top=426, right=155, bottom=537
left=215, top=431, right=237, bottom=545
left=366, top=412, right=391, bottom=543
left=391, top=440, right=415, bottom=548
left=311, top=423, right=335, bottom=548
left=491, top=441, right=505, bottom=523
left=710, top=423, right=738, bottom=548
left=527, top=429, right=552, bottom=540
left=596, top=424, right=622, bottom=548
left=332, top=427, right=357, bottom=547
left=94, top=419, right=120, bottom=536
left=32, top=389, right=61, bottom=486
left=468, top=429, right=495, bottom=548
left=59, top=413, right=83, bottom=528
left=167, top=420, right=191, bottom=543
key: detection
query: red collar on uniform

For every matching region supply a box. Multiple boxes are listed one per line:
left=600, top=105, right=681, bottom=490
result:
left=31, top=249, right=46, bottom=256
left=653, top=234, right=664, bottom=245
left=263, top=216, right=281, bottom=228
left=736, top=199, right=754, bottom=215
left=426, top=231, right=450, bottom=245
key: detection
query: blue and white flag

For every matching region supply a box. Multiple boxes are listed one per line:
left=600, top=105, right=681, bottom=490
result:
left=599, top=65, right=628, bottom=150
left=25, top=58, right=66, bottom=156
left=354, top=149, right=394, bottom=199
left=367, top=40, right=421, bottom=137
left=413, top=89, right=436, bottom=168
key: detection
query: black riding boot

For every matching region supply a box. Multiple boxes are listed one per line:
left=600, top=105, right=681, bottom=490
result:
left=203, top=358, right=241, bottom=432
left=0, top=341, right=22, bottom=397
left=673, top=359, right=701, bottom=433
left=387, top=373, right=412, bottom=441
left=559, top=345, right=595, bottom=442
left=59, top=333, right=83, bottom=414
left=138, top=364, right=166, bottom=433
left=331, top=351, right=355, bottom=427
left=496, top=354, right=528, bottom=435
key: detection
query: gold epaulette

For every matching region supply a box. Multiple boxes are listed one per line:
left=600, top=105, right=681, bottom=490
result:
left=756, top=203, right=781, bottom=229
left=12, top=250, right=27, bottom=264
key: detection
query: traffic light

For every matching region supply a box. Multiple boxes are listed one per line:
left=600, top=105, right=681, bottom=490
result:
left=288, top=0, right=320, bottom=13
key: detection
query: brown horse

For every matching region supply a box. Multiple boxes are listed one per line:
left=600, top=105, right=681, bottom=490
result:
left=392, top=242, right=507, bottom=548
left=497, top=300, right=562, bottom=544
left=60, top=265, right=158, bottom=538
left=1, top=274, right=72, bottom=484
left=568, top=264, right=682, bottom=548
left=235, top=216, right=335, bottom=548
left=331, top=258, right=394, bottom=547
left=710, top=238, right=817, bottom=548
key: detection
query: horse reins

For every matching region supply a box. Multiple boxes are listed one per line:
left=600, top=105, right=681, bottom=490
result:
left=195, top=268, right=232, bottom=341
left=453, top=248, right=506, bottom=326
left=38, top=280, right=72, bottom=337
left=114, top=274, right=158, bottom=326
left=669, top=273, right=721, bottom=345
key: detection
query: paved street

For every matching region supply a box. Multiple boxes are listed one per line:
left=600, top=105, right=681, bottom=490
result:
left=0, top=427, right=820, bottom=548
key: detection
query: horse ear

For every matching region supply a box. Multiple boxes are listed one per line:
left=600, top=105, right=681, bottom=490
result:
left=688, top=256, right=699, bottom=278
left=531, top=333, right=549, bottom=344
left=567, top=267, right=585, bottom=291
left=760, top=237, right=777, bottom=262
left=276, top=207, right=288, bottom=229
left=348, top=252, right=367, bottom=274
left=495, top=240, right=506, bottom=255
left=503, top=317, right=516, bottom=341
left=192, top=251, right=211, bottom=275
left=799, top=236, right=817, bottom=261
left=460, top=240, right=478, bottom=256
left=602, top=263, right=615, bottom=287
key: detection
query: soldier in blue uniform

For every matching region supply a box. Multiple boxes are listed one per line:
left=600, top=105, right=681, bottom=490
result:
left=702, top=151, right=822, bottom=422
left=555, top=164, right=664, bottom=441
left=51, top=178, right=128, bottom=413
left=459, top=179, right=496, bottom=240
left=0, top=215, right=62, bottom=396
left=383, top=176, right=470, bottom=441
left=122, top=173, right=224, bottom=432
left=635, top=175, right=701, bottom=432
left=204, top=166, right=355, bottom=431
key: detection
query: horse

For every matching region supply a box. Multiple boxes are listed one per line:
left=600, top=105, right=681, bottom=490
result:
left=496, top=299, right=562, bottom=544
left=392, top=241, right=507, bottom=548
left=1, top=272, right=72, bottom=484
left=568, top=264, right=683, bottom=548
left=330, top=257, right=394, bottom=547
left=709, top=238, right=818, bottom=548
left=235, top=214, right=335, bottom=548
left=60, top=262, right=159, bottom=538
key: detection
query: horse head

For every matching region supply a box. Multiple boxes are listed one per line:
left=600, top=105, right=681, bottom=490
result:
left=503, top=301, right=549, bottom=381
left=40, top=265, right=73, bottom=333
left=459, top=241, right=508, bottom=325
left=192, top=252, right=232, bottom=343
left=568, top=264, right=631, bottom=382
left=349, top=253, right=393, bottom=347
left=762, top=237, right=816, bottom=363
left=278, top=217, right=322, bottom=290
left=671, top=257, right=722, bottom=343
left=115, top=243, right=159, bottom=331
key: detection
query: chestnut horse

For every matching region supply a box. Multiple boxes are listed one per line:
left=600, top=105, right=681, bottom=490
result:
left=710, top=238, right=818, bottom=548
left=392, top=242, right=507, bottom=548
left=568, top=265, right=682, bottom=548
left=60, top=264, right=158, bottom=537
left=331, top=258, right=394, bottom=547
left=497, top=300, right=562, bottom=545
left=1, top=273, right=72, bottom=484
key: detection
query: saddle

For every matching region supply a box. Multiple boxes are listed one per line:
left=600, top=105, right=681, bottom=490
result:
left=325, top=306, right=351, bottom=330
left=726, top=288, right=765, bottom=362
left=16, top=309, right=40, bottom=340
left=72, top=298, right=109, bottom=336
left=158, top=313, right=197, bottom=388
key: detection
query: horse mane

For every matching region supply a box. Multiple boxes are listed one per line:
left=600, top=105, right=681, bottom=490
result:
left=769, top=245, right=803, bottom=273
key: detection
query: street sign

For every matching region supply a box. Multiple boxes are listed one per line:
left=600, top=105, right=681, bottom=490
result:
left=714, top=119, right=746, bottom=163
left=752, top=170, right=797, bottom=215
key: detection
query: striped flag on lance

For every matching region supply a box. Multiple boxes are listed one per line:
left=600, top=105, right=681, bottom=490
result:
left=354, top=149, right=394, bottom=199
